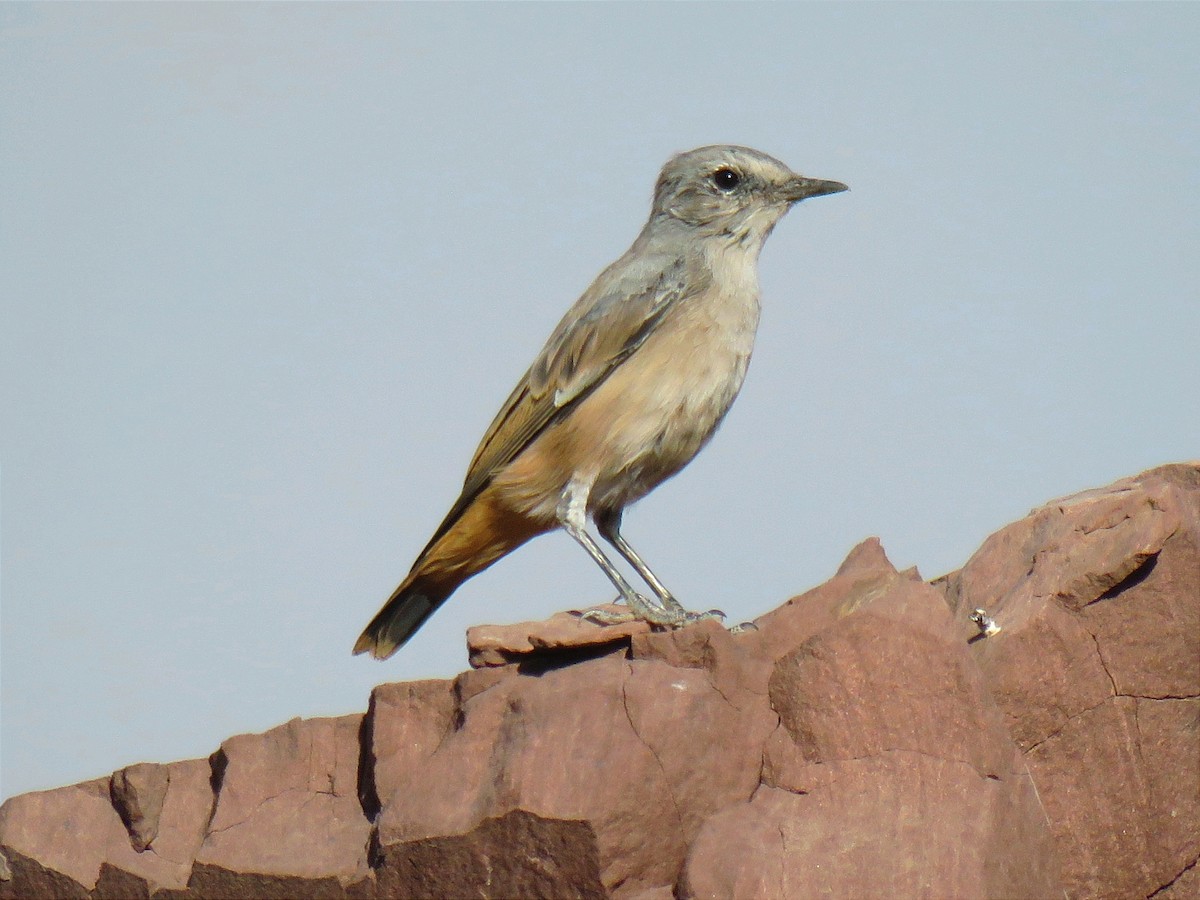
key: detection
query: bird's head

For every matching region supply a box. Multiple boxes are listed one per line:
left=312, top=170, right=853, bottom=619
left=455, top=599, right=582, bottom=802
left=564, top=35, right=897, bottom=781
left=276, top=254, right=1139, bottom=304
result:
left=651, top=145, right=846, bottom=246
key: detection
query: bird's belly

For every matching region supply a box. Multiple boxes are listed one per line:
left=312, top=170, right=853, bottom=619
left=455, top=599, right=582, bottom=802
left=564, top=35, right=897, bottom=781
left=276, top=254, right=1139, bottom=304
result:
left=491, top=292, right=760, bottom=522
left=575, top=302, right=758, bottom=512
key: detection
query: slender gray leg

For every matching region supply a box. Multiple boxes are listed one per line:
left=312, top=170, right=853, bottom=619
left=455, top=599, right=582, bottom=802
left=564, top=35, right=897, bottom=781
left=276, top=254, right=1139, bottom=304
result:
left=594, top=508, right=725, bottom=623
left=595, top=508, right=685, bottom=613
left=556, top=482, right=684, bottom=627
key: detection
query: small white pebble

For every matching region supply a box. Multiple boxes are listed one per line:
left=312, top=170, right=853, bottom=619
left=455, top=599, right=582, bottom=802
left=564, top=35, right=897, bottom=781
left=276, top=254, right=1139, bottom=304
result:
left=969, top=608, right=1002, bottom=637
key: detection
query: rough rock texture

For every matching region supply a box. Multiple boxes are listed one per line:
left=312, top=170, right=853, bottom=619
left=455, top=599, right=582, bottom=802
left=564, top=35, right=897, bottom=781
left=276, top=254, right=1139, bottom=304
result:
left=937, top=462, right=1200, bottom=900
left=2, top=464, right=1196, bottom=899
left=466, top=605, right=652, bottom=668
left=110, top=764, right=170, bottom=853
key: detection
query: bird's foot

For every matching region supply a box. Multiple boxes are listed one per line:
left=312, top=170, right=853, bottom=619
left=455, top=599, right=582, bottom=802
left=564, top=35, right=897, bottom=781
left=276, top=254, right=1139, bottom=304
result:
left=576, top=605, right=639, bottom=625
left=576, top=596, right=725, bottom=629
left=655, top=593, right=690, bottom=616
left=600, top=590, right=693, bottom=617
left=579, top=591, right=683, bottom=627
left=684, top=608, right=727, bottom=625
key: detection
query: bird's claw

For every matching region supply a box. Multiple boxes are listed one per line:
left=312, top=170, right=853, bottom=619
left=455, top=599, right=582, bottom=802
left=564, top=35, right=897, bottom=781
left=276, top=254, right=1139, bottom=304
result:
left=576, top=606, right=638, bottom=626
left=683, top=608, right=726, bottom=624
left=575, top=602, right=726, bottom=630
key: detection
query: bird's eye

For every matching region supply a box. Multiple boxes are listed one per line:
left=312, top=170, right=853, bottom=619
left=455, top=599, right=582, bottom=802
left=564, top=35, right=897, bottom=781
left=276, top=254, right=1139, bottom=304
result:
left=711, top=168, right=741, bottom=192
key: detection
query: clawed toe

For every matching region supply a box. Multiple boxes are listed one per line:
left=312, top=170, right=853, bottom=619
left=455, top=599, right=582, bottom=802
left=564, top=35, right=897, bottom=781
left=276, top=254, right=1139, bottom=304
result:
left=573, top=601, right=730, bottom=631
left=576, top=606, right=638, bottom=625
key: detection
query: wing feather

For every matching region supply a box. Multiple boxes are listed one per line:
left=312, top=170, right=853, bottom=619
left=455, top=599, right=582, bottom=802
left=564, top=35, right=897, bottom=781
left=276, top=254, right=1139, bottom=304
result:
left=419, top=255, right=696, bottom=553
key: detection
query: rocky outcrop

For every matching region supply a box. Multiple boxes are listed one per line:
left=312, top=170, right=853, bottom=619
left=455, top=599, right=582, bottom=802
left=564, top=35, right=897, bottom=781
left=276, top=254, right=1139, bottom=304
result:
left=937, top=463, right=1200, bottom=899
left=2, top=464, right=1197, bottom=899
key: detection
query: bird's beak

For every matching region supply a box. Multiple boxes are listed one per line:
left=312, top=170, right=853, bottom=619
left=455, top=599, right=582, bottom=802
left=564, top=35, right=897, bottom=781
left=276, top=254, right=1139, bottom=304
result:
left=780, top=176, right=849, bottom=203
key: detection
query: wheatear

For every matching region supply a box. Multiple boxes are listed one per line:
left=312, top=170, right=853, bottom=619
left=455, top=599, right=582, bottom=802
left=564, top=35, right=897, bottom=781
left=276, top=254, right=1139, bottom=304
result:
left=354, top=145, right=846, bottom=659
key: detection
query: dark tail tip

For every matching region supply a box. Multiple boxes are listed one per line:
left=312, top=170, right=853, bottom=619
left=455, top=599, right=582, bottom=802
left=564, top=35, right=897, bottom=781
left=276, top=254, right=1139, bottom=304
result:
left=353, top=587, right=444, bottom=660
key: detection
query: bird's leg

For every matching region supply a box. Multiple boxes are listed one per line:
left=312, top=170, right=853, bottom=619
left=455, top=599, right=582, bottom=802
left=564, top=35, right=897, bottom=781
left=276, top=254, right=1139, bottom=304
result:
left=594, top=509, right=683, bottom=613
left=556, top=482, right=684, bottom=627
left=594, top=508, right=725, bottom=624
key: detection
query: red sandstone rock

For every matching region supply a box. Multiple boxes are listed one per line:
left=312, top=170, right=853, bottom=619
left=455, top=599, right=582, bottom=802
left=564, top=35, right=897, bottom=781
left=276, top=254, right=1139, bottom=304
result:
left=195, top=715, right=372, bottom=894
left=467, top=605, right=652, bottom=667
left=110, top=763, right=169, bottom=853
left=0, top=719, right=373, bottom=899
left=369, top=645, right=777, bottom=897
left=0, top=464, right=1196, bottom=899
left=938, top=462, right=1200, bottom=899
left=0, top=757, right=214, bottom=897
left=681, top=543, right=1059, bottom=899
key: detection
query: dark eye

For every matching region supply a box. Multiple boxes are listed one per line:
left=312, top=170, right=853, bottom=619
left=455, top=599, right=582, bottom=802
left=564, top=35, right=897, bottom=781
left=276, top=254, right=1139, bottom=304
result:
left=711, top=168, right=741, bottom=192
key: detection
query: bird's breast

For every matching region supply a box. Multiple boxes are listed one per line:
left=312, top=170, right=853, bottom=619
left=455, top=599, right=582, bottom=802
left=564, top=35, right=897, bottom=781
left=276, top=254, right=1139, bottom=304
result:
left=579, top=281, right=762, bottom=511
left=491, top=252, right=764, bottom=523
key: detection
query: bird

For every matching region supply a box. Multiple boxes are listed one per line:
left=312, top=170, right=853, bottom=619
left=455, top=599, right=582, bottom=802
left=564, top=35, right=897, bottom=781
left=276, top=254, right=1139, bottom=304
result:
left=354, top=145, right=846, bottom=660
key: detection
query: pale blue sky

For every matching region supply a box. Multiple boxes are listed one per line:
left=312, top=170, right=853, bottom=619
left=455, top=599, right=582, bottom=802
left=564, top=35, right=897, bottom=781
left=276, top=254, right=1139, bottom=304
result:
left=2, top=4, right=1197, bottom=801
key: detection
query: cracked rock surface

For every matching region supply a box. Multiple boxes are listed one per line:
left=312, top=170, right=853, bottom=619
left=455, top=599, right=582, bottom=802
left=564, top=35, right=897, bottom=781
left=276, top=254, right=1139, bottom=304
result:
left=937, top=462, right=1200, bottom=899
left=1, top=463, right=1197, bottom=899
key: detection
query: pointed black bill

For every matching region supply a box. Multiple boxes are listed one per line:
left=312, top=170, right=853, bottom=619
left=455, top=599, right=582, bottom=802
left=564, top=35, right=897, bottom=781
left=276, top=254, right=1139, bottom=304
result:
left=780, top=177, right=849, bottom=202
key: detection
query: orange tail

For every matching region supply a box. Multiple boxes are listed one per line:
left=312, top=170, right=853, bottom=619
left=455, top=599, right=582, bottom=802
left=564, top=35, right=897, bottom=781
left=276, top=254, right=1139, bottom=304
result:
left=353, top=487, right=548, bottom=659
